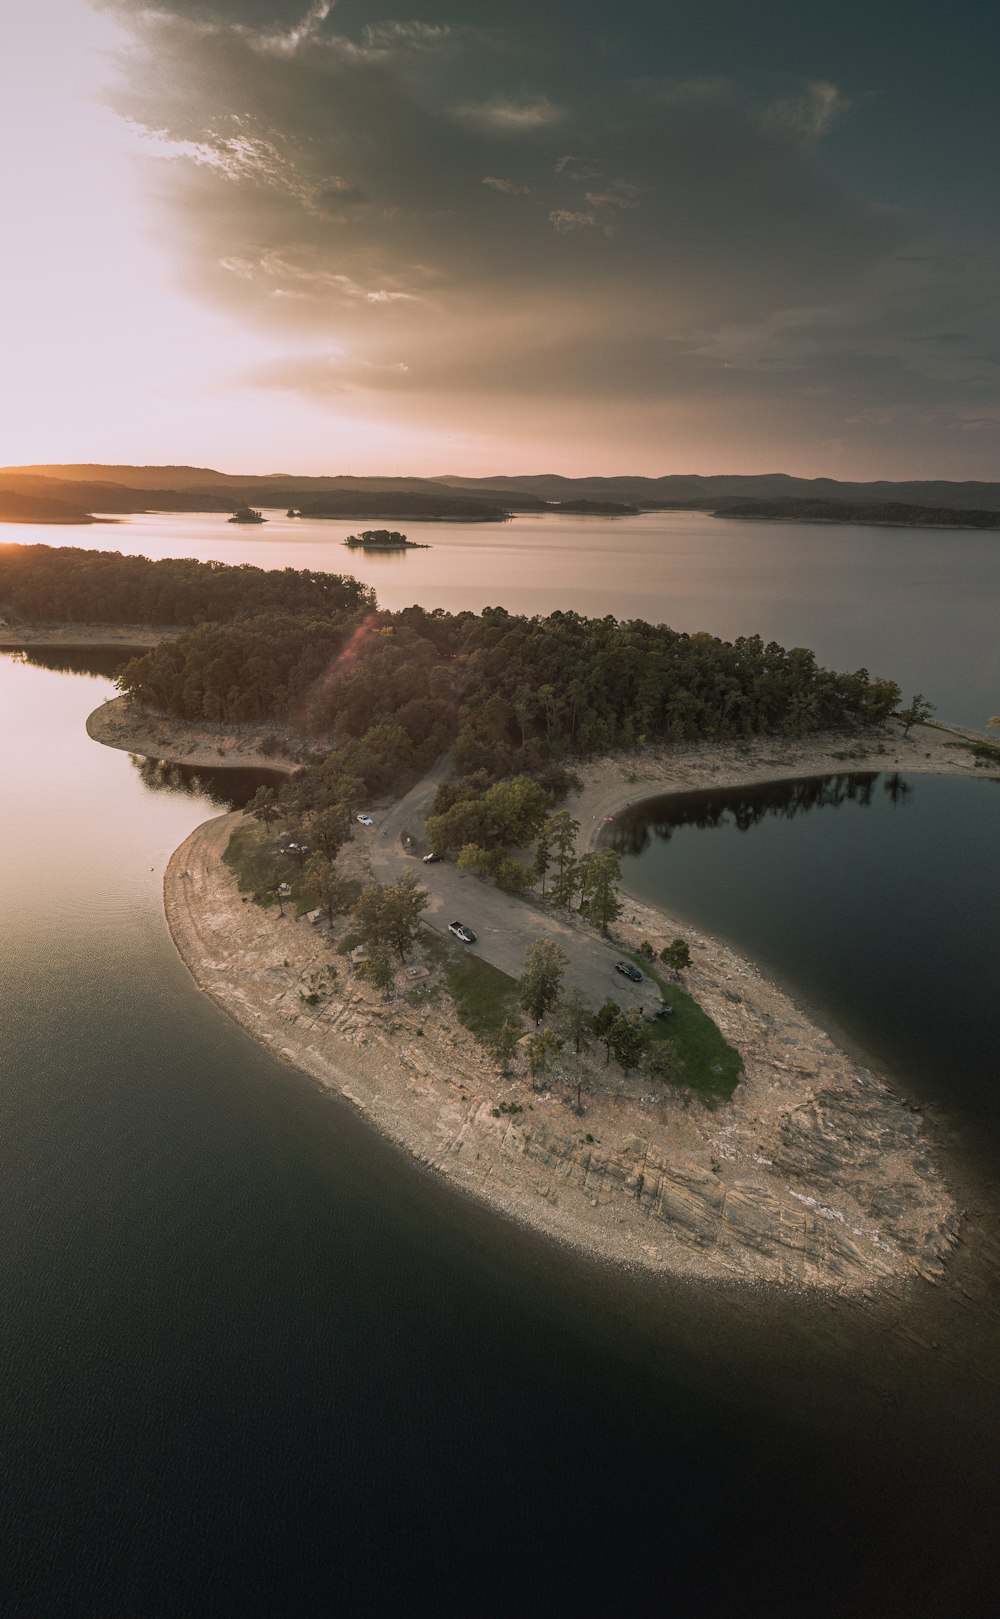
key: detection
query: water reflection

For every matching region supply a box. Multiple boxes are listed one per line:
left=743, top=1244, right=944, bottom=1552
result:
left=608, top=771, right=911, bottom=857
left=12, top=644, right=139, bottom=680
left=129, top=753, right=287, bottom=809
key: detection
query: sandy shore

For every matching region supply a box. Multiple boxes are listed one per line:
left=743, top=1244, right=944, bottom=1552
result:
left=155, top=720, right=986, bottom=1297
left=0, top=623, right=176, bottom=651
left=87, top=694, right=314, bottom=772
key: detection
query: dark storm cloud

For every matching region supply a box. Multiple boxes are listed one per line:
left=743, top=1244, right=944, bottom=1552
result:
left=99, top=0, right=1000, bottom=469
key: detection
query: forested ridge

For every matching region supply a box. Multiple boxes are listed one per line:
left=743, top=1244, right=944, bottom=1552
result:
left=2, top=542, right=902, bottom=819
left=714, top=497, right=1000, bottom=529
left=0, top=544, right=374, bottom=626
left=114, top=587, right=901, bottom=806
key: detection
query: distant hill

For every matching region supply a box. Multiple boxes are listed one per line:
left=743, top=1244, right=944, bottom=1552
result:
left=5, top=464, right=1000, bottom=515
left=0, top=468, right=543, bottom=518
left=0, top=489, right=96, bottom=524
left=437, top=472, right=1000, bottom=512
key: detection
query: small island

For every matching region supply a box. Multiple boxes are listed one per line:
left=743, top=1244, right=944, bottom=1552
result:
left=229, top=507, right=266, bottom=524
left=343, top=529, right=430, bottom=551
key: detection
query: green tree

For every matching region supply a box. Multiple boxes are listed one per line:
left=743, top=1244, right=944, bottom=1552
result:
left=494, top=855, right=531, bottom=893
left=898, top=692, right=935, bottom=737
left=304, top=854, right=353, bottom=926
left=457, top=842, right=494, bottom=878
left=548, top=856, right=579, bottom=914
left=528, top=1027, right=563, bottom=1083
left=492, top=1019, right=521, bottom=1075
left=306, top=804, right=352, bottom=861
left=661, top=938, right=691, bottom=972
left=532, top=820, right=553, bottom=895
left=518, top=939, right=569, bottom=1025
left=556, top=983, right=593, bottom=1056
left=355, top=873, right=429, bottom=961
left=547, top=810, right=580, bottom=878
left=592, top=1000, right=621, bottom=1066
left=248, top=785, right=280, bottom=828
left=578, top=848, right=622, bottom=933
left=608, top=1008, right=645, bottom=1072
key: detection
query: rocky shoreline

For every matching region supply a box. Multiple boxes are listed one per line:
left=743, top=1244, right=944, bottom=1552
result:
left=147, top=719, right=989, bottom=1298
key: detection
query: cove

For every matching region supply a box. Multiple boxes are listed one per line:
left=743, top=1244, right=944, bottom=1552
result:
left=609, top=771, right=1000, bottom=1157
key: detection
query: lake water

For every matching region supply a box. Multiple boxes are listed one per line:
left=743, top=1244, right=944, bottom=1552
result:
left=609, top=772, right=1000, bottom=1160
left=5, top=506, right=999, bottom=728
left=2, top=526, right=1000, bottom=1612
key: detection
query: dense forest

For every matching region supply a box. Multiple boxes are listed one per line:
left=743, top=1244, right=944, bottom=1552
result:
left=293, top=491, right=511, bottom=521
left=0, top=544, right=374, bottom=625
left=714, top=498, right=1000, bottom=529
left=112, top=581, right=902, bottom=825
left=0, top=492, right=97, bottom=524
left=2, top=544, right=904, bottom=838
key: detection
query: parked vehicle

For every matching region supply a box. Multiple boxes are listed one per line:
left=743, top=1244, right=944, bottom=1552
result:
left=448, top=921, right=476, bottom=944
left=615, top=960, right=642, bottom=982
left=422, top=852, right=441, bottom=863
left=357, top=813, right=374, bottom=827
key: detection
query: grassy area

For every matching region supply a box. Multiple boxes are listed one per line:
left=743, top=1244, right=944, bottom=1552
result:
left=421, top=930, right=521, bottom=1044
left=223, top=822, right=274, bottom=898
left=943, top=737, right=1000, bottom=768
left=623, top=951, right=743, bottom=1106
left=224, top=822, right=362, bottom=917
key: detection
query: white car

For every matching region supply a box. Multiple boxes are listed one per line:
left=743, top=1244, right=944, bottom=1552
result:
left=357, top=814, right=374, bottom=827
left=448, top=921, right=476, bottom=944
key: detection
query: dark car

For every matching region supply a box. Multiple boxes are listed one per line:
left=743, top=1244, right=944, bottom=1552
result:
left=422, top=852, right=441, bottom=863
left=449, top=921, right=476, bottom=944
left=615, top=960, right=642, bottom=982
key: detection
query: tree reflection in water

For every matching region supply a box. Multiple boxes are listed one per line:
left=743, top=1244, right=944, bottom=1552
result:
left=606, top=771, right=912, bottom=857
left=129, top=754, right=286, bottom=811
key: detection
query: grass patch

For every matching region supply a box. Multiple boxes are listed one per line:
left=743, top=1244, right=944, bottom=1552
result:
left=623, top=951, right=743, bottom=1105
left=223, top=822, right=274, bottom=898
left=943, top=738, right=1000, bottom=768
left=422, top=930, right=521, bottom=1044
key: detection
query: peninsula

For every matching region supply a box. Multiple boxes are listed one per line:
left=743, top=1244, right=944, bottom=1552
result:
left=6, top=541, right=981, bottom=1295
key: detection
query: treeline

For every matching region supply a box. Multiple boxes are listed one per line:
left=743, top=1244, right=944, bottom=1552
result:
left=0, top=544, right=374, bottom=626
left=714, top=498, right=1000, bottom=529
left=294, top=491, right=510, bottom=521
left=115, top=597, right=902, bottom=823
left=0, top=492, right=96, bottom=523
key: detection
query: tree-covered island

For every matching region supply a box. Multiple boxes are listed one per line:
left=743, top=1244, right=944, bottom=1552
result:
left=1, top=540, right=907, bottom=1113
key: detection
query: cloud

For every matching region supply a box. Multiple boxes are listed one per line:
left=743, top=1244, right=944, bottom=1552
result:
left=548, top=209, right=598, bottom=233
left=482, top=175, right=532, bottom=195
left=765, top=79, right=852, bottom=142
left=94, top=1, right=999, bottom=474
left=454, top=93, right=563, bottom=131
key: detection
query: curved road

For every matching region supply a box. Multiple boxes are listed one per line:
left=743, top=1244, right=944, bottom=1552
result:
left=368, top=761, right=656, bottom=1016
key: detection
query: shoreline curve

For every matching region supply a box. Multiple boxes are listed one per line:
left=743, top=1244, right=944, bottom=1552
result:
left=155, top=720, right=983, bottom=1299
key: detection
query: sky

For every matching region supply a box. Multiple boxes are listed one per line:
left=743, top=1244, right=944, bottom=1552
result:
left=1, top=0, right=998, bottom=478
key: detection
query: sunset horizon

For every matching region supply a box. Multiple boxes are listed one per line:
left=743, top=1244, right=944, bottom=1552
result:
left=3, top=2, right=997, bottom=479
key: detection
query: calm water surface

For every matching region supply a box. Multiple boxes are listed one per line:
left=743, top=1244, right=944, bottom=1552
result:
left=5, top=506, right=999, bottom=727
left=610, top=773, right=1000, bottom=1158
left=1, top=655, right=1000, bottom=1616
